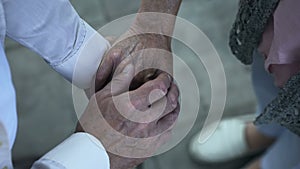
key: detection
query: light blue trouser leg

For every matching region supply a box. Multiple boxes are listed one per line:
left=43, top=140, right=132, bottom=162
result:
left=251, top=50, right=300, bottom=169
left=251, top=49, right=284, bottom=137
left=261, top=130, right=300, bottom=169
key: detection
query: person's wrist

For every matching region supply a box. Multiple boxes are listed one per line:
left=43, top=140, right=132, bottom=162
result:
left=134, top=33, right=171, bottom=50
left=131, top=0, right=181, bottom=36
left=131, top=13, right=177, bottom=38
left=138, top=0, right=182, bottom=14
left=118, top=29, right=171, bottom=51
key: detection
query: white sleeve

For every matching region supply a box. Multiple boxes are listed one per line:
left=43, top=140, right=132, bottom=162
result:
left=31, top=133, right=110, bottom=169
left=4, top=0, right=110, bottom=89
left=52, top=22, right=110, bottom=89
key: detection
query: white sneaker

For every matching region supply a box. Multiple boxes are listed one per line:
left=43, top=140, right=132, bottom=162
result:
left=189, top=114, right=256, bottom=163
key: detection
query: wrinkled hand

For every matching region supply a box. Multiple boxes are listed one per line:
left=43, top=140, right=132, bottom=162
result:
left=77, top=62, right=180, bottom=169
left=93, top=28, right=173, bottom=93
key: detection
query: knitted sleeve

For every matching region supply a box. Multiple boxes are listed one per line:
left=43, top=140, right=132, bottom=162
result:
left=254, top=73, right=300, bottom=136
left=229, top=0, right=279, bottom=65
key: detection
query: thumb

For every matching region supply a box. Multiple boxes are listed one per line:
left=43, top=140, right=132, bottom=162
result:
left=94, top=54, right=114, bottom=92
left=95, top=49, right=124, bottom=92
left=106, top=63, right=135, bottom=96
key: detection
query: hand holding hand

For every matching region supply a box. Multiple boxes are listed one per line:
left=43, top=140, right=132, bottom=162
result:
left=94, top=30, right=173, bottom=92
left=77, top=62, right=180, bottom=169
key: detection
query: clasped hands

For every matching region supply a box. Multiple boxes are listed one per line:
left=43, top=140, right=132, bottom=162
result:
left=76, top=20, right=180, bottom=169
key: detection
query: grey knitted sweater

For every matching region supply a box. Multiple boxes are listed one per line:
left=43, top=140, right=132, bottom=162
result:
left=229, top=0, right=300, bottom=136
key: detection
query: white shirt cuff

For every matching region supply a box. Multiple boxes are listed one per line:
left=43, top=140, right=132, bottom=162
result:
left=53, top=21, right=110, bottom=89
left=35, top=133, right=110, bottom=169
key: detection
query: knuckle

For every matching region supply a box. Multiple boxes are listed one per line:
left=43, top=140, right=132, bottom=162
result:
left=110, top=49, right=122, bottom=60
left=169, top=93, right=177, bottom=106
left=150, top=81, right=166, bottom=94
left=167, top=98, right=177, bottom=111
left=131, top=99, right=141, bottom=108
left=132, top=98, right=148, bottom=110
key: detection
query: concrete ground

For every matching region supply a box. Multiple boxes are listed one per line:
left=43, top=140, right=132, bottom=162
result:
left=5, top=0, right=257, bottom=168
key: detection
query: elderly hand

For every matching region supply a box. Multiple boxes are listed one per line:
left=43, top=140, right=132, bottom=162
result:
left=89, top=0, right=182, bottom=97
left=77, top=61, right=180, bottom=169
left=94, top=30, right=173, bottom=93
